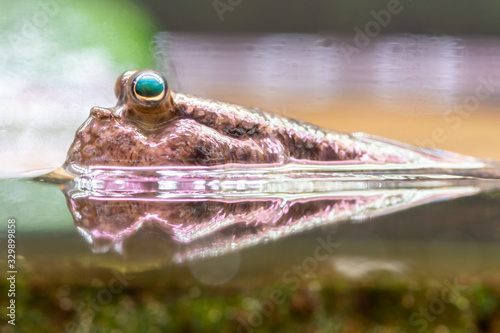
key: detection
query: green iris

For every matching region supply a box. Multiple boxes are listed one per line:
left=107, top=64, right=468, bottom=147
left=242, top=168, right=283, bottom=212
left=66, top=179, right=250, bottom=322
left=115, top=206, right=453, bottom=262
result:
left=134, top=74, right=165, bottom=98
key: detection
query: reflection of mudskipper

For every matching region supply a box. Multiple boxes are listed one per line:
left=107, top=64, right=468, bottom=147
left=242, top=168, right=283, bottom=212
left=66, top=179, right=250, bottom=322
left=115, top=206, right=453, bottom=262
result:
left=53, top=68, right=500, bottom=268
left=44, top=68, right=500, bottom=266
left=61, top=177, right=482, bottom=265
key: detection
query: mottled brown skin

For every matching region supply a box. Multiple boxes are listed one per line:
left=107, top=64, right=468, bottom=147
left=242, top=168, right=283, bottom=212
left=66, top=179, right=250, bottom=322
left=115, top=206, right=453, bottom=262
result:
left=64, top=69, right=364, bottom=169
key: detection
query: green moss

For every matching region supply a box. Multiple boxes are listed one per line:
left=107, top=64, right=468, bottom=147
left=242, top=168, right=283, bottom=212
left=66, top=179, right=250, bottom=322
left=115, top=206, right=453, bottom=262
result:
left=3, top=264, right=500, bottom=333
left=470, top=283, right=500, bottom=323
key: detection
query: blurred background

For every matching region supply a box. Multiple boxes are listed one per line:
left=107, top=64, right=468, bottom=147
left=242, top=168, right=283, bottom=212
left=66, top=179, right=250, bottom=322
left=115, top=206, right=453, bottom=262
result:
left=1, top=0, right=500, bottom=175
left=3, top=2, right=500, bottom=333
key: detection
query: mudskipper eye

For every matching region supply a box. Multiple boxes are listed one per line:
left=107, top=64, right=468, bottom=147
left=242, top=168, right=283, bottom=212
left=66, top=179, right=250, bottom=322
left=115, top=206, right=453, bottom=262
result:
left=132, top=72, right=167, bottom=105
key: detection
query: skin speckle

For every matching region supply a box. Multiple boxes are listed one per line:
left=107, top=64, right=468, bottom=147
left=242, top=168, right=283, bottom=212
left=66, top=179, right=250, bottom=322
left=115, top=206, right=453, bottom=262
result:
left=64, top=69, right=373, bottom=171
